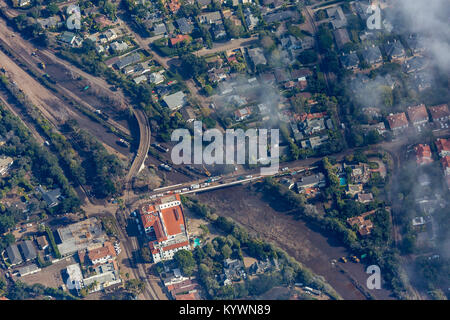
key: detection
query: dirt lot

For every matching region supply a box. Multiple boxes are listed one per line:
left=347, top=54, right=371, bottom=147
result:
left=194, top=184, right=395, bottom=300
left=19, top=256, right=77, bottom=289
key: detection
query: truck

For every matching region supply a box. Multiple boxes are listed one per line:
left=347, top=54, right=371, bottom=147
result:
left=152, top=143, right=169, bottom=153
left=190, top=184, right=200, bottom=190
left=117, top=139, right=130, bottom=148
left=350, top=255, right=360, bottom=263
left=159, top=163, right=172, bottom=171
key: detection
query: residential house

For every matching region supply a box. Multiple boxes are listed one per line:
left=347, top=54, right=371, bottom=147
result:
left=333, top=28, right=351, bottom=50
left=176, top=18, right=193, bottom=34
left=340, top=52, right=359, bottom=70
left=435, top=138, right=450, bottom=157
left=386, top=112, right=408, bottom=134
left=198, top=12, right=222, bottom=25
left=405, top=34, right=426, bottom=55
left=428, top=104, right=449, bottom=124
left=361, top=46, right=383, bottom=67
left=197, top=0, right=211, bottom=9
left=36, top=235, right=49, bottom=250
left=326, top=6, right=347, bottom=30
left=248, top=48, right=267, bottom=66
left=163, top=91, right=186, bottom=111
left=301, top=135, right=329, bottom=149
left=139, top=194, right=190, bottom=263
left=346, top=184, right=363, bottom=197
left=406, top=104, right=428, bottom=128
left=0, top=156, right=13, bottom=176
left=18, top=240, right=37, bottom=261
left=384, top=40, right=406, bottom=61
left=6, top=244, right=23, bottom=266
left=37, top=186, right=61, bottom=208
left=110, top=41, right=128, bottom=53
left=296, top=173, right=326, bottom=194
left=235, top=107, right=252, bottom=121
left=222, top=258, right=246, bottom=283
left=403, top=56, right=427, bottom=74
left=414, top=144, right=433, bottom=165
left=213, top=23, right=227, bottom=40
left=357, top=193, right=374, bottom=204
left=153, top=23, right=167, bottom=36
left=347, top=210, right=376, bottom=236
left=114, top=53, right=141, bottom=69
left=149, top=72, right=165, bottom=85
left=170, top=34, right=191, bottom=46
left=17, top=264, right=41, bottom=277
left=263, top=10, right=298, bottom=24
left=86, top=242, right=117, bottom=265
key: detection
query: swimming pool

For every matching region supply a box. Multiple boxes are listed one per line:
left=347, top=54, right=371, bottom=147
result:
left=339, top=177, right=347, bottom=186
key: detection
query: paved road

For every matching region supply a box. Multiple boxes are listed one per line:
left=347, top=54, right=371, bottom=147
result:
left=125, top=109, right=151, bottom=185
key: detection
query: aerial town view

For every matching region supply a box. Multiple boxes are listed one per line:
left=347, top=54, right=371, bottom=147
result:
left=0, top=0, right=448, bottom=309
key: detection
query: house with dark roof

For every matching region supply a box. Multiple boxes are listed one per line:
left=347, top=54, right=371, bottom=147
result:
left=384, top=40, right=406, bottom=61
left=405, top=34, right=426, bottom=55
left=340, top=52, right=359, bottom=70
left=326, top=6, right=347, bottom=29
left=153, top=23, right=167, bottom=35
left=19, top=241, right=37, bottom=261
left=37, top=186, right=61, bottom=208
left=403, top=56, right=427, bottom=74
left=333, top=28, right=351, bottom=50
left=361, top=46, right=383, bottom=67
left=6, top=244, right=23, bottom=266
left=176, top=18, right=193, bottom=34
left=114, top=53, right=141, bottom=69
left=296, top=173, right=326, bottom=193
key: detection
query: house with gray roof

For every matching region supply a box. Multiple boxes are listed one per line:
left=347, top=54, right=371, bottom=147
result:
left=6, top=244, right=23, bottom=266
left=296, top=173, right=326, bottom=193
left=176, top=18, right=193, bottom=34
left=153, top=23, right=167, bottom=35
left=19, top=240, right=37, bottom=261
left=361, top=46, right=383, bottom=66
left=37, top=186, right=61, bottom=208
left=199, top=12, right=222, bottom=25
left=340, top=52, right=359, bottom=70
left=384, top=40, right=405, bottom=61
left=326, top=6, right=347, bottom=29
left=163, top=91, right=186, bottom=111
left=248, top=47, right=267, bottom=66
left=114, top=53, right=141, bottom=69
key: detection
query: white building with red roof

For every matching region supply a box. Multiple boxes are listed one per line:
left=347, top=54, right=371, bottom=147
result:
left=406, top=104, right=428, bottom=127
left=428, top=104, right=449, bottom=123
left=414, top=144, right=433, bottom=165
left=436, top=138, right=450, bottom=158
left=139, top=194, right=190, bottom=263
left=386, top=112, right=408, bottom=134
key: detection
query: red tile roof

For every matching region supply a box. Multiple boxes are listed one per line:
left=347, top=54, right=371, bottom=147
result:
left=140, top=194, right=186, bottom=242
left=87, top=242, right=116, bottom=262
left=406, top=104, right=428, bottom=123
left=414, top=144, right=433, bottom=165
left=436, top=138, right=450, bottom=155
left=441, top=155, right=450, bottom=170
left=428, top=104, right=449, bottom=121
left=170, top=34, right=190, bottom=46
left=387, top=112, right=408, bottom=129
left=175, top=291, right=200, bottom=300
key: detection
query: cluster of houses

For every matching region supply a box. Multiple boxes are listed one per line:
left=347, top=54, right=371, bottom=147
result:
left=386, top=103, right=449, bottom=135
left=65, top=241, right=121, bottom=294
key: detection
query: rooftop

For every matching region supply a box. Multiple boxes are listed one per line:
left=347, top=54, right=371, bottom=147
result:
left=386, top=112, right=408, bottom=130
left=406, top=104, right=428, bottom=124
